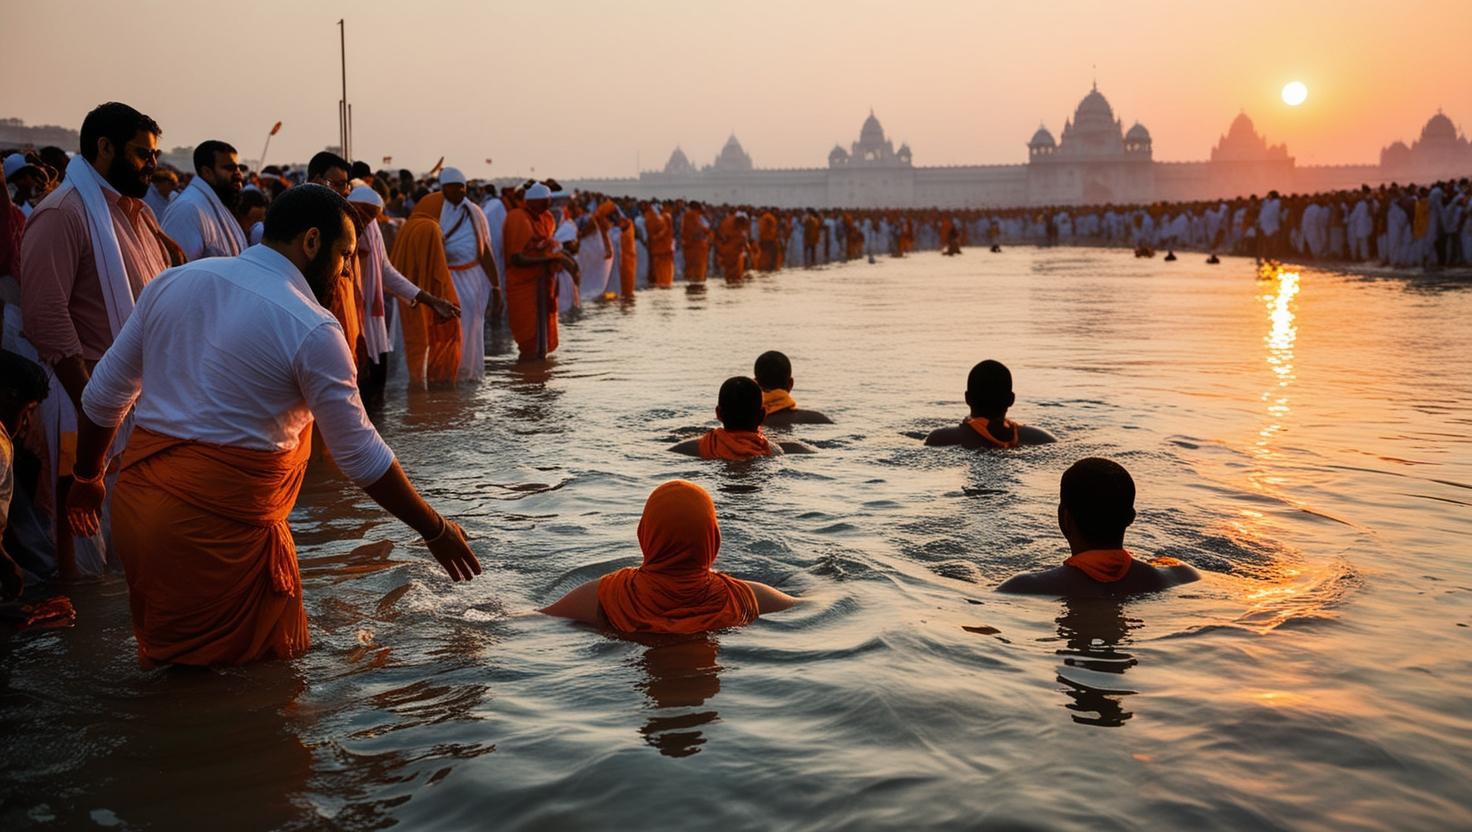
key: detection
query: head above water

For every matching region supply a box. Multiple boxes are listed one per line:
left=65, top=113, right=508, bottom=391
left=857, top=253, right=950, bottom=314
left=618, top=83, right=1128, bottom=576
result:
left=715, top=376, right=765, bottom=432
left=965, top=359, right=1015, bottom=418
left=262, top=184, right=358, bottom=307
left=753, top=350, right=793, bottom=392
left=1058, top=457, right=1136, bottom=550
left=636, top=480, right=721, bottom=576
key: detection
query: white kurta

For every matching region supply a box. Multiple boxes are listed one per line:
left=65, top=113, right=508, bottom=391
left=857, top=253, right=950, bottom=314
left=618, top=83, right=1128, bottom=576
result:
left=575, top=219, right=613, bottom=298
left=161, top=176, right=247, bottom=260
left=441, top=198, right=494, bottom=382
left=554, top=217, right=579, bottom=313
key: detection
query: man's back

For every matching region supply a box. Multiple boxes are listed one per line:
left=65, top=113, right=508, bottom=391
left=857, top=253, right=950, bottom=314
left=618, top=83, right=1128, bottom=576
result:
left=998, top=559, right=1199, bottom=598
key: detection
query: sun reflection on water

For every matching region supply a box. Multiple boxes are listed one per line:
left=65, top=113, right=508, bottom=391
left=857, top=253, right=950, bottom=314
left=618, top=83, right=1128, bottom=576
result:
left=1255, top=268, right=1300, bottom=462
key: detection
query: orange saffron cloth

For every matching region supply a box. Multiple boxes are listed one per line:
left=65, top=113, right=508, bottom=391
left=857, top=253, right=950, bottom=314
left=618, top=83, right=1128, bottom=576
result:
left=756, top=212, right=779, bottom=271
left=111, top=426, right=315, bottom=667
left=597, top=480, right=759, bottom=633
left=698, top=428, right=773, bottom=460
left=1064, top=548, right=1135, bottom=583
left=645, top=208, right=675, bottom=287
left=717, top=215, right=748, bottom=280
left=503, top=205, right=561, bottom=357
left=965, top=417, right=1021, bottom=449
left=761, top=389, right=797, bottom=414
left=389, top=192, right=462, bottom=384
left=618, top=217, right=638, bottom=297
left=681, top=208, right=711, bottom=282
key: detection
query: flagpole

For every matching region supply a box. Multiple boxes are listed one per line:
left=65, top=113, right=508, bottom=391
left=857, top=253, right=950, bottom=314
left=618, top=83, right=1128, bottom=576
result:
left=338, top=19, right=349, bottom=160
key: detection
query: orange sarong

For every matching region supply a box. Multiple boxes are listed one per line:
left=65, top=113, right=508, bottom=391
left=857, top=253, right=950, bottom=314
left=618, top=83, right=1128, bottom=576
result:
left=761, top=389, right=797, bottom=415
left=646, top=209, right=675, bottom=287
left=112, top=426, right=314, bottom=667
left=697, top=428, right=773, bottom=460
left=619, top=219, right=638, bottom=297
left=716, top=215, right=748, bottom=281
left=965, top=417, right=1021, bottom=449
left=681, top=209, right=710, bottom=282
left=757, top=212, right=779, bottom=271
left=597, top=480, right=759, bottom=634
left=504, top=206, right=560, bottom=357
left=1064, top=548, right=1134, bottom=583
left=389, top=192, right=462, bottom=384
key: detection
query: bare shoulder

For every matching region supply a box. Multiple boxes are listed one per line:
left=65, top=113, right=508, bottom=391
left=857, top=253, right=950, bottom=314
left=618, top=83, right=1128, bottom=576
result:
left=1149, top=559, right=1201, bottom=588
left=744, top=580, right=801, bottom=614
left=669, top=438, right=702, bottom=457
left=924, top=426, right=967, bottom=447
left=1018, top=425, right=1057, bottom=445
left=777, top=441, right=816, bottom=455
left=540, top=577, right=606, bottom=626
left=996, top=568, right=1068, bottom=595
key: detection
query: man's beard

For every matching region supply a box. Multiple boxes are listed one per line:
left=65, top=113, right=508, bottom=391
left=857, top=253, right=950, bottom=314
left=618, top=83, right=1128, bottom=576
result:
left=105, top=155, right=150, bottom=199
left=304, top=245, right=341, bottom=308
left=211, top=179, right=241, bottom=209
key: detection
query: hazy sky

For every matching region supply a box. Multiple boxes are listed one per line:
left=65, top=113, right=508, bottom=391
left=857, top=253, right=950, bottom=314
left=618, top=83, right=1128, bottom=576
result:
left=5, top=0, right=1469, bottom=177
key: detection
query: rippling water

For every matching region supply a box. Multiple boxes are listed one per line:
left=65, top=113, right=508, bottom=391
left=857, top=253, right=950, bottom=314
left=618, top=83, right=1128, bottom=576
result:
left=4, top=249, right=1471, bottom=830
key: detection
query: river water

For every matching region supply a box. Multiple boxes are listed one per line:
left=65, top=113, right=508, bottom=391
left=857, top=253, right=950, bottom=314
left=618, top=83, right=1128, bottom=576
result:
left=3, top=248, right=1470, bottom=831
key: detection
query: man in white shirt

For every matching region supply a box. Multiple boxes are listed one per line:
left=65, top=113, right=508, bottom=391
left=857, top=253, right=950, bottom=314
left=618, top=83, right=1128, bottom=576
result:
left=67, top=184, right=481, bottom=667
left=161, top=140, right=247, bottom=260
left=438, top=167, right=499, bottom=383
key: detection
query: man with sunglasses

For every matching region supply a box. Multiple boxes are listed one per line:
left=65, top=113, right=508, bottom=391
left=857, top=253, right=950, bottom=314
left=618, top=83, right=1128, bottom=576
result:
left=161, top=140, right=248, bottom=260
left=18, top=101, right=174, bottom=578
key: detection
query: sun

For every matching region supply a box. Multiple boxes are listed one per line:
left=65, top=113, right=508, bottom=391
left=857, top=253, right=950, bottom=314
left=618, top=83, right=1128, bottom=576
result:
left=1282, top=81, right=1308, bottom=106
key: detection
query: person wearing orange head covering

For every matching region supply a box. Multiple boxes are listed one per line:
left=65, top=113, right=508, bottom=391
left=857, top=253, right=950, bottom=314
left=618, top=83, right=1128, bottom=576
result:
left=716, top=212, right=750, bottom=281
left=680, top=202, right=712, bottom=283
left=669, top=377, right=815, bottom=460
left=616, top=210, right=639, bottom=298
left=997, top=458, right=1200, bottom=597
left=503, top=182, right=574, bottom=361
left=644, top=203, right=675, bottom=287
left=388, top=192, right=462, bottom=385
left=924, top=360, right=1057, bottom=449
left=540, top=480, right=799, bottom=632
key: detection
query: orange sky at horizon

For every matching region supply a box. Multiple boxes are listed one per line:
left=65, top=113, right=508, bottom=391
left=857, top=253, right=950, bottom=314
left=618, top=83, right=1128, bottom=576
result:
left=4, top=0, right=1469, bottom=177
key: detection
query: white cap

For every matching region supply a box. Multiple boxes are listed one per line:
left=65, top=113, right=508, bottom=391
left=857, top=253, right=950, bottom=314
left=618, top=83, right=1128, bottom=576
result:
left=525, top=182, right=552, bottom=200
left=348, top=184, right=384, bottom=207
left=439, top=166, right=466, bottom=186
left=3, top=154, right=37, bottom=179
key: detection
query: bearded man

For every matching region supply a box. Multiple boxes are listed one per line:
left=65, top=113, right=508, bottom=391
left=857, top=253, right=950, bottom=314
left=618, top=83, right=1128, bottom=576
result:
left=162, top=140, right=248, bottom=260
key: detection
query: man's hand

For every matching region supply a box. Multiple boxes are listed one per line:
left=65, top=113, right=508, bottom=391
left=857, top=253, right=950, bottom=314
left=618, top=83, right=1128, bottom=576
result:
left=66, top=475, right=107, bottom=537
left=418, top=291, right=460, bottom=321
left=426, top=521, right=481, bottom=582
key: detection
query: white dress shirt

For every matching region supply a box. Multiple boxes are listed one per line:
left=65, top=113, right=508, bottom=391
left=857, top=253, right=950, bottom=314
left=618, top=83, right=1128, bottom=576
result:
left=82, top=245, right=394, bottom=486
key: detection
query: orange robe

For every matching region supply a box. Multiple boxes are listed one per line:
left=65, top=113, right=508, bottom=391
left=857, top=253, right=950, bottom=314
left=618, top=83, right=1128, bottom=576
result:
left=112, top=427, right=314, bottom=667
left=1064, top=548, right=1134, bottom=583
left=504, top=206, right=560, bottom=358
left=844, top=214, right=864, bottom=260
left=698, top=428, right=773, bottom=460
left=680, top=209, right=711, bottom=282
left=645, top=209, right=675, bottom=287
left=717, top=216, right=748, bottom=280
left=756, top=212, right=779, bottom=272
left=619, top=218, right=638, bottom=298
left=597, top=480, right=760, bottom=634
left=328, top=268, right=364, bottom=366
left=388, top=193, right=462, bottom=384
left=964, top=417, right=1021, bottom=449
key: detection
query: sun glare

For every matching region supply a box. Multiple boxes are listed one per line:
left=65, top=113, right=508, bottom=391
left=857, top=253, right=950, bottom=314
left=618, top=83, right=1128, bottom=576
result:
left=1282, top=81, right=1308, bottom=106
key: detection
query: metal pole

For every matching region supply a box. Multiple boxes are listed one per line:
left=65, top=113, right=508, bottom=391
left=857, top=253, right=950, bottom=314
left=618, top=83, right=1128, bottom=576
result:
left=338, top=19, right=348, bottom=159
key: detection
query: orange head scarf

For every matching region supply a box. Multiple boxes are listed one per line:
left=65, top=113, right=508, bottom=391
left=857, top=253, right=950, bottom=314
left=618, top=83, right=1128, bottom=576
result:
left=1064, top=549, right=1134, bottom=583
left=698, top=428, right=773, bottom=460
left=761, top=389, right=797, bottom=414
left=597, top=481, right=760, bottom=634
left=964, top=417, right=1020, bottom=449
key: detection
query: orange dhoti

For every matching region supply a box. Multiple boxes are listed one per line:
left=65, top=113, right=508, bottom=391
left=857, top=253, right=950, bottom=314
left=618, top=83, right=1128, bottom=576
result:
left=112, top=427, right=313, bottom=667
left=650, top=253, right=675, bottom=287
left=389, top=193, right=462, bottom=384
left=507, top=266, right=558, bottom=358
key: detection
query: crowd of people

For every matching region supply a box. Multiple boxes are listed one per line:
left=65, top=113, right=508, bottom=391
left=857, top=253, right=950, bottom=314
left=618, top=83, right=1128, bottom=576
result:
left=1, top=97, right=1454, bottom=665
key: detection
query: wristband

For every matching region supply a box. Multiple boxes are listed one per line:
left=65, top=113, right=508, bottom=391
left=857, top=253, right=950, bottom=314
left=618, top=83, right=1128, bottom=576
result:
left=71, top=465, right=105, bottom=485
left=423, top=515, right=453, bottom=544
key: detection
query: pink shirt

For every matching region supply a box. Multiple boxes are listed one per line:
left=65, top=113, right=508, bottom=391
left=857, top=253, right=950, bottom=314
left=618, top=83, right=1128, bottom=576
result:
left=19, top=185, right=170, bottom=365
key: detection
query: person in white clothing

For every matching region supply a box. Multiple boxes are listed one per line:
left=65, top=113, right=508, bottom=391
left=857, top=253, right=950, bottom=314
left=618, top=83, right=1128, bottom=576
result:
left=437, top=167, right=499, bottom=383
left=66, top=184, right=482, bottom=667
left=161, top=140, right=247, bottom=260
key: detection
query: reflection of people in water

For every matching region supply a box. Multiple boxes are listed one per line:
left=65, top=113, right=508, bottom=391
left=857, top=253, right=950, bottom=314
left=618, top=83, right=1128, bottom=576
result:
left=541, top=479, right=800, bottom=632
left=998, top=458, right=1200, bottom=596
left=632, top=634, right=723, bottom=757
left=924, top=359, right=1057, bottom=448
left=1054, top=597, right=1140, bottom=727
left=668, top=377, right=816, bottom=459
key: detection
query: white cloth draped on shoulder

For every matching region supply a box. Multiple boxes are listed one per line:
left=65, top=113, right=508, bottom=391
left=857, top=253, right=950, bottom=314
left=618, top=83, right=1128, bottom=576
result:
left=161, top=175, right=247, bottom=260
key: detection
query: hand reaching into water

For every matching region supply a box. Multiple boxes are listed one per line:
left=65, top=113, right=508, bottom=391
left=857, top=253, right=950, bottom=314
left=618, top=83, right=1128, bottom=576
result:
left=426, top=520, right=481, bottom=582
left=66, top=475, right=107, bottom=537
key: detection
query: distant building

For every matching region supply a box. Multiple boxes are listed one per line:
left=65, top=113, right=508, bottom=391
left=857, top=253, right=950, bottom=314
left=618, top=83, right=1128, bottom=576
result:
left=0, top=117, right=79, bottom=152
left=566, top=88, right=1471, bottom=208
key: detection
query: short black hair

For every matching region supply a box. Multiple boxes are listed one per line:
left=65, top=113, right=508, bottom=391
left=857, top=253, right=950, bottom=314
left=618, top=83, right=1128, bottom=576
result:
left=262, top=184, right=352, bottom=248
left=0, top=350, right=49, bottom=423
left=79, top=102, right=161, bottom=163
left=753, top=351, right=791, bottom=390
left=237, top=187, right=270, bottom=212
left=1060, top=458, right=1136, bottom=545
left=307, top=151, right=350, bottom=181
left=967, top=360, right=1012, bottom=411
left=350, top=160, right=372, bottom=180
left=38, top=146, right=70, bottom=172
left=192, top=140, right=237, bottom=175
left=717, top=376, right=764, bottom=431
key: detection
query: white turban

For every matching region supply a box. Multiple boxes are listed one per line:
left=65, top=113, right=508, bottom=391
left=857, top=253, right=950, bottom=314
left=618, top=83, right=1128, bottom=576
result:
left=525, top=182, right=552, bottom=200
left=348, top=184, right=384, bottom=207
left=439, top=166, right=467, bottom=186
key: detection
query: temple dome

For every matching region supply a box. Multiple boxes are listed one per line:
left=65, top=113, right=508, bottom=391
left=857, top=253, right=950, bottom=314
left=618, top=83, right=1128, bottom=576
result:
left=712, top=134, right=753, bottom=171
left=1029, top=126, right=1056, bottom=148
left=1073, top=85, right=1116, bottom=125
left=1124, top=122, right=1151, bottom=143
left=860, top=111, right=885, bottom=145
left=1422, top=111, right=1457, bottom=142
left=663, top=146, right=694, bottom=174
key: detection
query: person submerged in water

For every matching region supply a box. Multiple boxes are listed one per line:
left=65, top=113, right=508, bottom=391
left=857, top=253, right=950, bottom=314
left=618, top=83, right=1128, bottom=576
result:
left=541, top=479, right=800, bottom=632
left=671, top=376, right=816, bottom=459
left=754, top=350, right=833, bottom=427
left=924, top=360, right=1056, bottom=448
left=997, top=457, right=1200, bottom=597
